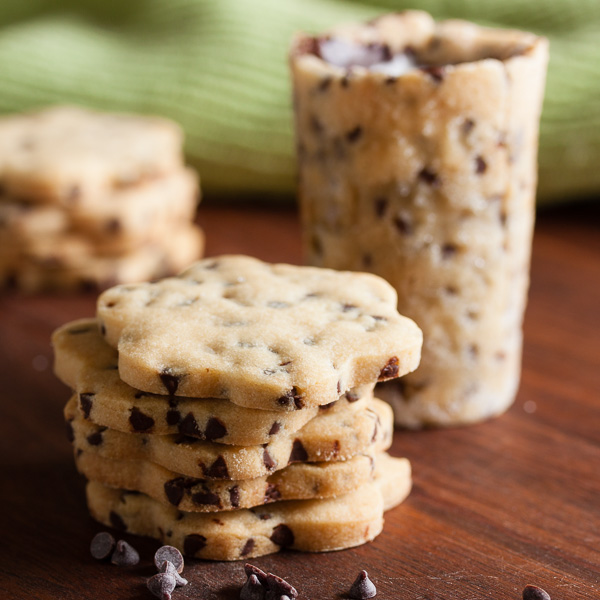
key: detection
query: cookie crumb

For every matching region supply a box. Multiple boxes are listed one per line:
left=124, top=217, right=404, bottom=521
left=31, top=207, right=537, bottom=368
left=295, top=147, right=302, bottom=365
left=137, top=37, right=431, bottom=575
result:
left=349, top=570, right=377, bottom=599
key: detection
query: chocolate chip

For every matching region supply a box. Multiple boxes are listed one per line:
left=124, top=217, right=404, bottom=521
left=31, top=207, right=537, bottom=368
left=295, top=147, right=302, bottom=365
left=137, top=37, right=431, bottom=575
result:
left=349, top=570, right=376, bottom=599
left=378, top=356, right=399, bottom=380
left=65, top=421, right=74, bottom=442
left=362, top=253, right=373, bottom=268
left=475, top=156, right=487, bottom=174
left=111, top=540, right=139, bottom=566
left=288, top=439, right=308, bottom=464
left=109, top=511, right=126, bottom=532
left=164, top=478, right=186, bottom=506
left=265, top=572, right=298, bottom=599
left=523, top=585, right=551, bottom=600
left=205, top=455, right=229, bottom=479
left=245, top=563, right=268, bottom=584
left=86, top=430, right=104, bottom=446
left=183, top=534, right=206, bottom=556
left=229, top=485, right=240, bottom=508
left=147, top=572, right=177, bottom=600
left=129, top=407, right=155, bottom=432
left=159, top=370, right=181, bottom=395
left=158, top=560, right=188, bottom=586
left=166, top=409, right=181, bottom=426
left=264, top=483, right=282, bottom=503
left=90, top=531, right=115, bottom=560
left=178, top=413, right=202, bottom=438
left=318, top=76, right=332, bottom=92
left=346, top=126, right=363, bottom=143
left=240, top=538, right=256, bottom=557
left=394, top=215, right=413, bottom=235
left=192, top=489, right=221, bottom=507
left=79, top=393, right=94, bottom=418
left=462, top=118, right=475, bottom=134
left=441, top=243, right=457, bottom=259
left=105, top=218, right=121, bottom=234
left=342, top=303, right=357, bottom=312
left=276, top=387, right=304, bottom=410
left=68, top=325, right=93, bottom=335
left=374, top=197, right=388, bottom=218
left=263, top=448, right=276, bottom=471
left=205, top=417, right=227, bottom=441
left=418, top=168, right=440, bottom=187
left=269, top=524, right=294, bottom=548
left=420, top=65, right=445, bottom=82
left=241, top=574, right=264, bottom=600
left=268, top=421, right=281, bottom=435
left=154, top=545, right=184, bottom=573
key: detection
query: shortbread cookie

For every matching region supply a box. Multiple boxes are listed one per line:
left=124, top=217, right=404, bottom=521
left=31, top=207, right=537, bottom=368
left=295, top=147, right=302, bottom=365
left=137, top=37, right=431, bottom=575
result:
left=65, top=395, right=393, bottom=480
left=75, top=450, right=377, bottom=512
left=85, top=453, right=411, bottom=560
left=53, top=319, right=370, bottom=445
left=97, top=255, right=422, bottom=410
left=1, top=224, right=204, bottom=292
left=0, top=106, right=183, bottom=205
left=290, top=12, right=548, bottom=426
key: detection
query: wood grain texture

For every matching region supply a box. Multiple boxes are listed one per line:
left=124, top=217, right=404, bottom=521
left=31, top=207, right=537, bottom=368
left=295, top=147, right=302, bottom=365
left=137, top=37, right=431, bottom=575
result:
left=0, top=202, right=598, bottom=599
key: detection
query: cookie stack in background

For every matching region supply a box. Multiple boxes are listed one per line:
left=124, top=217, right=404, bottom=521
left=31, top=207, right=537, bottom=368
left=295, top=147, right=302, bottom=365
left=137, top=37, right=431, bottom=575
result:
left=0, top=106, right=204, bottom=292
left=53, top=255, right=423, bottom=560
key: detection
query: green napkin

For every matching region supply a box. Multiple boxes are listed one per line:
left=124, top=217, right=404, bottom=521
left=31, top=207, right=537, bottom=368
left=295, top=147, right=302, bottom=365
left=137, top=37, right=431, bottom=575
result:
left=0, top=0, right=598, bottom=203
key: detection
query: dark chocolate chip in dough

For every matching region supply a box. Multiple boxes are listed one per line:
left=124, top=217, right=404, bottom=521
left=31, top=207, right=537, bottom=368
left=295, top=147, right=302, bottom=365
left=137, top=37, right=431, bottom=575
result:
left=205, top=455, right=229, bottom=479
left=362, top=253, right=373, bottom=268
left=154, top=545, right=184, bottom=573
left=441, top=243, right=458, bottom=259
left=166, top=409, right=181, bottom=426
left=523, top=585, right=551, bottom=600
left=418, top=167, right=440, bottom=187
left=79, top=393, right=94, bottom=419
left=263, top=448, right=277, bottom=471
left=288, top=439, right=308, bottom=464
left=346, top=126, right=363, bottom=143
left=178, top=413, right=203, bottom=438
left=240, top=539, right=256, bottom=557
left=205, top=417, right=227, bottom=441
left=109, top=511, right=127, bottom=532
left=192, top=489, right=221, bottom=508
left=420, top=65, right=445, bottom=82
left=342, top=303, right=357, bottom=312
left=68, top=325, right=93, bottom=335
left=183, top=534, right=207, bottom=556
left=159, top=370, right=181, bottom=395
left=265, top=483, right=282, bottom=503
left=349, top=570, right=377, bottom=599
left=268, top=422, right=281, bottom=435
left=147, top=572, right=176, bottom=600
left=105, top=218, right=121, bottom=234
left=276, top=388, right=304, bottom=410
left=90, top=531, right=115, bottom=560
left=229, top=485, right=240, bottom=508
left=378, top=356, right=399, bottom=380
left=241, top=574, right=264, bottom=600
left=394, top=216, right=413, bottom=235
left=129, top=407, right=155, bottom=432
left=269, top=524, right=294, bottom=548
left=374, top=197, right=388, bottom=218
left=475, top=156, right=487, bottom=174
left=318, top=76, right=332, bottom=92
left=111, top=540, right=139, bottom=567
left=164, top=478, right=186, bottom=506
left=87, top=430, right=104, bottom=446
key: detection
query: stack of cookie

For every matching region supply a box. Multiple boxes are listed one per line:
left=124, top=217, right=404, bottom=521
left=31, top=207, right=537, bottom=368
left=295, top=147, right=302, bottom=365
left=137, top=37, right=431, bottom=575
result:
left=0, top=106, right=204, bottom=292
left=54, top=255, right=423, bottom=560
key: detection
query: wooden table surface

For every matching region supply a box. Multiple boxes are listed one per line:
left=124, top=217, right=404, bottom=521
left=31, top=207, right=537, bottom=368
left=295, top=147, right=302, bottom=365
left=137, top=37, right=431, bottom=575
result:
left=0, top=202, right=598, bottom=600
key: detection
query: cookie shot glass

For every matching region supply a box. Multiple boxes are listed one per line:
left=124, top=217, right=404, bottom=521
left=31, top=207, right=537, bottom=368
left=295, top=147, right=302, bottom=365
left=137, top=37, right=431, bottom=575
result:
left=290, top=11, right=548, bottom=427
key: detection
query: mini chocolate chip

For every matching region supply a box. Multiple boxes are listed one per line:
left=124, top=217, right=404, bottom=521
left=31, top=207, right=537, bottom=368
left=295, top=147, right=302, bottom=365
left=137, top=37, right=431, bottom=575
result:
left=240, top=538, right=256, bottom=557
left=164, top=478, right=185, bottom=506
left=158, top=561, right=188, bottom=586
left=86, top=431, right=104, bottom=446
left=166, top=409, right=181, bottom=426
left=205, top=417, right=227, bottom=441
left=192, top=489, right=221, bottom=507
left=147, top=572, right=177, bottom=600
left=109, top=511, right=126, bottom=532
left=129, top=407, right=154, bottom=432
left=241, top=574, right=264, bottom=600
left=378, top=356, right=399, bottom=380
left=79, top=393, right=94, bottom=418
left=111, top=540, right=139, bottom=566
left=65, top=421, right=74, bottom=442
left=205, top=455, right=229, bottom=479
left=90, top=531, right=115, bottom=560
left=154, top=545, right=184, bottom=573
left=265, top=572, right=298, bottom=599
left=346, top=126, right=362, bottom=143
left=420, top=65, right=445, bottom=82
left=276, top=387, right=304, bottom=410
left=374, top=197, right=388, bottom=218
left=229, top=485, right=240, bottom=508
left=263, top=448, right=276, bottom=471
left=264, top=483, right=282, bottom=503
left=183, top=534, right=206, bottom=556
left=269, top=524, right=294, bottom=548
left=178, top=413, right=203, bottom=438
left=318, top=76, right=332, bottom=92
left=288, top=439, right=308, bottom=464
left=384, top=76, right=396, bottom=85
left=418, top=167, right=440, bottom=187
left=349, top=570, right=376, bottom=599
left=523, top=585, right=551, bottom=600
left=159, top=370, right=181, bottom=395
left=259, top=513, right=271, bottom=520
left=475, top=156, right=487, bottom=174
left=441, top=243, right=457, bottom=259
left=394, top=216, right=412, bottom=235
left=268, top=421, right=281, bottom=435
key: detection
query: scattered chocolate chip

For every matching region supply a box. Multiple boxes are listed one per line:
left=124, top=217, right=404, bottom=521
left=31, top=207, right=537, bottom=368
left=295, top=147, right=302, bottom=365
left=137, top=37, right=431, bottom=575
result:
left=269, top=524, right=294, bottom=548
left=288, top=439, right=308, bottom=464
left=346, top=126, right=363, bottom=143
left=90, top=531, right=115, bottom=560
left=268, top=421, right=281, bottom=435
left=229, top=485, right=240, bottom=508
left=378, top=356, right=399, bottom=380
left=86, top=430, right=104, bottom=446
left=205, top=455, right=229, bottom=479
left=241, top=573, right=264, bottom=600
left=332, top=440, right=341, bottom=457
left=264, top=483, right=282, bottom=503
left=183, top=534, right=207, bottom=556
left=420, top=65, right=445, bottom=82
left=158, top=560, right=188, bottom=586
left=147, top=572, right=177, bottom=600
left=111, top=540, right=139, bottom=566
left=129, top=407, right=155, bottom=432
left=166, top=409, right=181, bottom=426
left=79, top=393, right=94, bottom=418
left=192, top=489, right=221, bottom=507
left=418, top=168, right=440, bottom=187
left=523, top=585, right=551, bottom=600
left=178, top=413, right=202, bottom=438
left=109, top=511, right=126, bottom=531
left=263, top=448, right=276, bottom=471
left=374, top=197, right=388, bottom=218
left=265, top=572, right=298, bottom=599
left=475, top=156, right=487, bottom=174
left=159, top=370, right=181, bottom=395
left=349, top=570, right=377, bottom=599
left=164, top=478, right=185, bottom=506
left=154, top=545, right=184, bottom=573
left=205, top=417, right=227, bottom=441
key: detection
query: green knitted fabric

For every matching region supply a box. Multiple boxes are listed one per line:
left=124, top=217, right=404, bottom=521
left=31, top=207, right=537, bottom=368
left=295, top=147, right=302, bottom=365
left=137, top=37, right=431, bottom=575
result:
left=0, top=0, right=598, bottom=203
